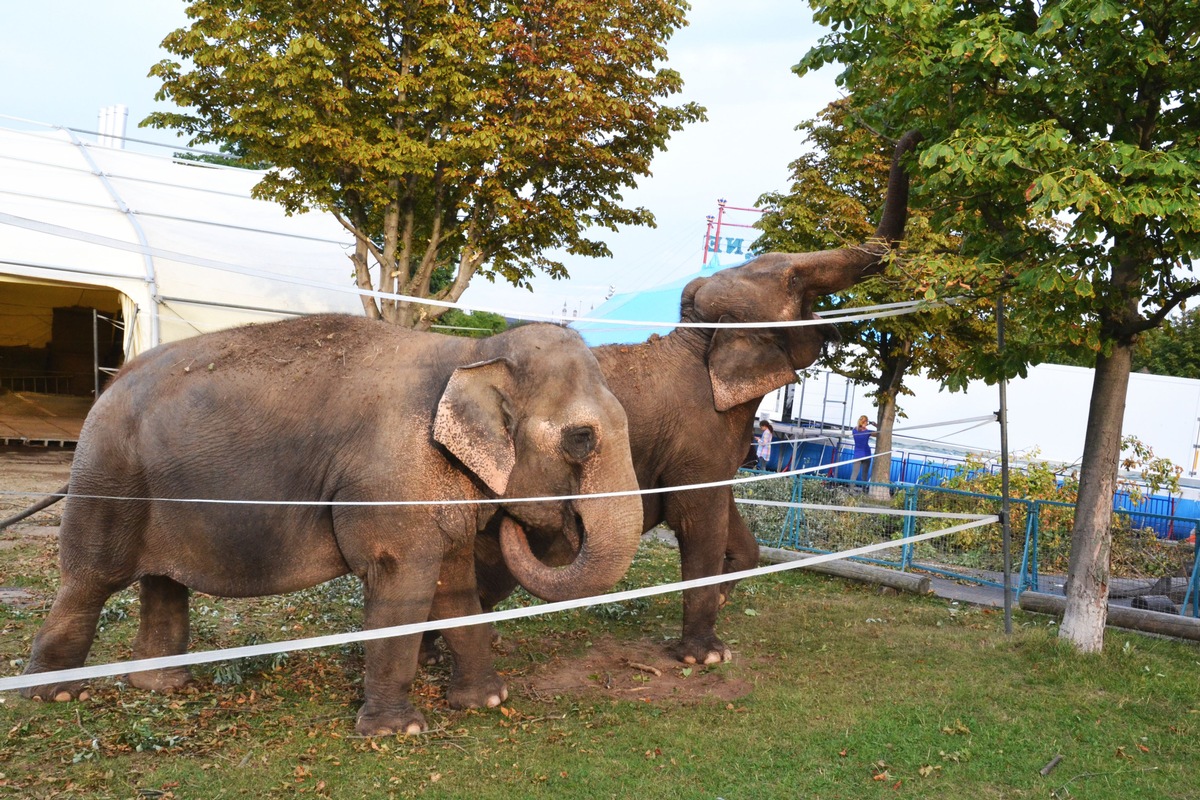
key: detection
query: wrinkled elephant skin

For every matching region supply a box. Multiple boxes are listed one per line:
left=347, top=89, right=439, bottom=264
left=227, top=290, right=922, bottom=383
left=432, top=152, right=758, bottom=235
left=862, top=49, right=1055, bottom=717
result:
left=18, top=315, right=641, bottom=736
left=458, top=131, right=923, bottom=666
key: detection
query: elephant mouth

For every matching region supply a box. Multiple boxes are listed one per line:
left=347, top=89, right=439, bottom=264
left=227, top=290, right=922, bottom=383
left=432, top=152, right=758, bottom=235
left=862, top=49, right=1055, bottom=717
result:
left=562, top=507, right=585, bottom=555
left=806, top=310, right=841, bottom=348
left=493, top=504, right=583, bottom=570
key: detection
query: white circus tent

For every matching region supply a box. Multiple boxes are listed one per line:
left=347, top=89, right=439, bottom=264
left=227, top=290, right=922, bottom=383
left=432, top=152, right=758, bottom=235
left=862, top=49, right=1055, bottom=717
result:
left=0, top=119, right=367, bottom=395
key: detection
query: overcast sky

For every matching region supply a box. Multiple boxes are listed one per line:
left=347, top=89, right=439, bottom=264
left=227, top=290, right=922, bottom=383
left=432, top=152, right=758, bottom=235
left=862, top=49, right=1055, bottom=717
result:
left=0, top=1, right=840, bottom=319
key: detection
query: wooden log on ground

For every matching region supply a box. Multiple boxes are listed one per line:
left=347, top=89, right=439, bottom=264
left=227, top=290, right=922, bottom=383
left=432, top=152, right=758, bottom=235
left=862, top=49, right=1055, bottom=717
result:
left=1019, top=591, right=1200, bottom=641
left=758, top=545, right=931, bottom=595
left=1131, top=595, right=1179, bottom=614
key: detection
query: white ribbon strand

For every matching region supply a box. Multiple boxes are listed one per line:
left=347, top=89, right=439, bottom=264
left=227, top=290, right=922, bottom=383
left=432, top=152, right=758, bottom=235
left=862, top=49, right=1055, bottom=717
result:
left=0, top=514, right=996, bottom=694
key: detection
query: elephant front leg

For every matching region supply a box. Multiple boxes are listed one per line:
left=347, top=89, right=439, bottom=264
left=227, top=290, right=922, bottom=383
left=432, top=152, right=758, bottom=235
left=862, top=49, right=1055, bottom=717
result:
left=434, top=552, right=507, bottom=711
left=129, top=575, right=192, bottom=693
left=669, top=490, right=735, bottom=666
left=355, top=552, right=440, bottom=737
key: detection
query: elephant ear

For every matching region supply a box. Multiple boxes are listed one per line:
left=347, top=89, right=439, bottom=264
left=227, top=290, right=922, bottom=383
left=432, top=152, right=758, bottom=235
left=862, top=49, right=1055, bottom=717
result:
left=707, top=323, right=798, bottom=412
left=433, top=358, right=516, bottom=495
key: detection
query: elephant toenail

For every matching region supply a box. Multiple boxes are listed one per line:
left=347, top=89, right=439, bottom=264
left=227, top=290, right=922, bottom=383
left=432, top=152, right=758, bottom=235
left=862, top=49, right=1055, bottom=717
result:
left=683, top=655, right=697, bottom=665
left=78, top=690, right=91, bottom=701
left=486, top=695, right=502, bottom=707
left=30, top=694, right=43, bottom=702
left=404, top=722, right=424, bottom=736
left=704, top=652, right=722, bottom=665
left=500, top=687, right=509, bottom=701
left=53, top=690, right=72, bottom=702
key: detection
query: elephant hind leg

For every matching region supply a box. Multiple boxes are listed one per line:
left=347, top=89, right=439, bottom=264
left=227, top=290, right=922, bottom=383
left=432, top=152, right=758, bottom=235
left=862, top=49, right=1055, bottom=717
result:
left=21, top=577, right=117, bottom=702
left=128, top=575, right=193, bottom=693
left=720, top=493, right=760, bottom=603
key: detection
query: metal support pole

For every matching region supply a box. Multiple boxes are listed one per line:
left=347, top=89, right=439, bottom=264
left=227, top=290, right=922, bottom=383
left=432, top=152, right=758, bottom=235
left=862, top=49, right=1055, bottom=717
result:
left=997, top=295, right=1013, bottom=635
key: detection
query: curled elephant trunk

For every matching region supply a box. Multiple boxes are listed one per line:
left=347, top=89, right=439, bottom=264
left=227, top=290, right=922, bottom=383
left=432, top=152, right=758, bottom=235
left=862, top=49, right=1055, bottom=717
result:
left=498, top=448, right=643, bottom=603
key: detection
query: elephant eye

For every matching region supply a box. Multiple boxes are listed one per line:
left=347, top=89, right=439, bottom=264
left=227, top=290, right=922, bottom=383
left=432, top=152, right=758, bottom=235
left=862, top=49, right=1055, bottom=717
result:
left=561, top=425, right=597, bottom=461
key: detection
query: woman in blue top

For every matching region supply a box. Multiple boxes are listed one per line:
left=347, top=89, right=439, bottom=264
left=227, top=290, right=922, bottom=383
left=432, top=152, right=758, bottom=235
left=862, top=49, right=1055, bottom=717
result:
left=850, top=415, right=876, bottom=483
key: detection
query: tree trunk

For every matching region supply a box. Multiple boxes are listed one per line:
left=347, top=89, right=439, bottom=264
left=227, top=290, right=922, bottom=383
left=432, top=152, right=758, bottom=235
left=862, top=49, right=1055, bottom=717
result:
left=868, top=335, right=912, bottom=500
left=351, top=237, right=381, bottom=320
left=1059, top=341, right=1134, bottom=652
left=868, top=391, right=899, bottom=501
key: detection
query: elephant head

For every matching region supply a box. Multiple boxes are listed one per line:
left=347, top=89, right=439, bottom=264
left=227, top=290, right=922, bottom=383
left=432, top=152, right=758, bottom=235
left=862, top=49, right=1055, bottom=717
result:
left=433, top=325, right=642, bottom=602
left=681, top=129, right=922, bottom=411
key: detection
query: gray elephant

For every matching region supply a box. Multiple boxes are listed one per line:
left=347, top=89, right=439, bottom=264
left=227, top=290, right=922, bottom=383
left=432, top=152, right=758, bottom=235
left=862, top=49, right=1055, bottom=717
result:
left=453, top=131, right=922, bottom=666
left=15, top=314, right=642, bottom=736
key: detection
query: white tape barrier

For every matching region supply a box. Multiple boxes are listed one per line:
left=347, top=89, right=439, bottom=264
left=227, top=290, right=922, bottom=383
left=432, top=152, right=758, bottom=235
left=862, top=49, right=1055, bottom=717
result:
left=0, top=514, right=997, bottom=694
left=0, top=452, right=886, bottom=508
left=0, top=210, right=937, bottom=330
left=735, top=499, right=994, bottom=521
left=889, top=414, right=997, bottom=433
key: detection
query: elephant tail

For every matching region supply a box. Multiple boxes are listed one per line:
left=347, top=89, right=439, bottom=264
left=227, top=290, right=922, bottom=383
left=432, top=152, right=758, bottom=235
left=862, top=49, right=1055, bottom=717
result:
left=0, top=483, right=68, bottom=530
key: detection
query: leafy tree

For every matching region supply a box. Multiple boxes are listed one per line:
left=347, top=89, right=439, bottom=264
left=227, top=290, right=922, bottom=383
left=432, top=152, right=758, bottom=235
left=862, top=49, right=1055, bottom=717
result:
left=146, top=0, right=703, bottom=328
left=1049, top=306, right=1200, bottom=376
left=1131, top=307, right=1200, bottom=379
left=799, top=0, right=1200, bottom=650
left=755, top=100, right=991, bottom=490
left=174, top=141, right=270, bottom=170
left=432, top=308, right=508, bottom=338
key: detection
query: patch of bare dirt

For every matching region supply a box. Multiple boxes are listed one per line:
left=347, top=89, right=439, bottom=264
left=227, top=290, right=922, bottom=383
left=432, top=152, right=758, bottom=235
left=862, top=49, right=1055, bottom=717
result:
left=513, top=634, right=753, bottom=706
left=0, top=447, right=71, bottom=531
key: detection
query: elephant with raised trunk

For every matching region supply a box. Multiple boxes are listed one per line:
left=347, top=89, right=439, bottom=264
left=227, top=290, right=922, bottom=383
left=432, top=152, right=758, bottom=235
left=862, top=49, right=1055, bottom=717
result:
left=16, top=315, right=642, bottom=736
left=458, top=130, right=922, bottom=666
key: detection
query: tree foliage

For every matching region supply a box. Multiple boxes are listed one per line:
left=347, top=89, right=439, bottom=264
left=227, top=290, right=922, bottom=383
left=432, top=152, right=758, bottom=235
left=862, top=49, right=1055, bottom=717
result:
left=432, top=308, right=508, bottom=338
left=800, top=0, right=1200, bottom=367
left=1049, top=306, right=1200, bottom=377
left=1134, top=308, right=1200, bottom=378
left=755, top=100, right=991, bottom=483
left=146, top=0, right=703, bottom=327
left=799, top=0, right=1200, bottom=651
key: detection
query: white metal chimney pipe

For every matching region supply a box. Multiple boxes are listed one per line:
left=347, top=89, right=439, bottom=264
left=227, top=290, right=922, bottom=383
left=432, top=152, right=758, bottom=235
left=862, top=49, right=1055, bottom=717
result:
left=97, top=104, right=129, bottom=148
left=98, top=106, right=111, bottom=146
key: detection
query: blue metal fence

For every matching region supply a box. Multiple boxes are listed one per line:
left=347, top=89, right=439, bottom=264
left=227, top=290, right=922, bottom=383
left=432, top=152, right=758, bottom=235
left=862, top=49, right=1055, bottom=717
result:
left=735, top=470, right=1200, bottom=617
left=769, top=439, right=1198, bottom=539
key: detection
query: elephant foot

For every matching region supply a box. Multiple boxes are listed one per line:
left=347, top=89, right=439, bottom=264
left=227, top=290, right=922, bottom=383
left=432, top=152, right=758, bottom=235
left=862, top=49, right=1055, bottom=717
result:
left=355, top=703, right=427, bottom=737
left=20, top=680, right=91, bottom=703
left=446, top=673, right=508, bottom=710
left=669, top=635, right=732, bottom=666
left=128, top=666, right=193, bottom=693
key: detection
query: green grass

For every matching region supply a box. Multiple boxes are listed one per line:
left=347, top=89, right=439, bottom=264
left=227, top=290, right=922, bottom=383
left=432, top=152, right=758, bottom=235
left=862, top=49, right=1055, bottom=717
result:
left=0, top=537, right=1197, bottom=798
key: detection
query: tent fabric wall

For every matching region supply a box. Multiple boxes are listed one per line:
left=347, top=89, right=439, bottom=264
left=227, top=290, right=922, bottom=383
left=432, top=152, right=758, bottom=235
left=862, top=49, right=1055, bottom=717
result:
left=0, top=123, right=369, bottom=364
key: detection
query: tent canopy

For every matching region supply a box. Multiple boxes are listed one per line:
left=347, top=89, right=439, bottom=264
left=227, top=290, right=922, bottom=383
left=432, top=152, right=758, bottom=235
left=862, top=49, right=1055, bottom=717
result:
left=0, top=123, right=369, bottom=393
left=572, top=253, right=749, bottom=347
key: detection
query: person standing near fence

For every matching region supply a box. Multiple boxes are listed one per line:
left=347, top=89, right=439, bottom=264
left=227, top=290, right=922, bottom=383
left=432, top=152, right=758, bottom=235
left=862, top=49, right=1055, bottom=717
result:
left=755, top=420, right=774, bottom=471
left=850, top=415, right=876, bottom=484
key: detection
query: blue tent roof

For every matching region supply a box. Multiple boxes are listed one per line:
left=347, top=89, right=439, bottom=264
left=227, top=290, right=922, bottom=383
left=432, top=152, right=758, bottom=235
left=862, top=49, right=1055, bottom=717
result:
left=572, top=253, right=750, bottom=346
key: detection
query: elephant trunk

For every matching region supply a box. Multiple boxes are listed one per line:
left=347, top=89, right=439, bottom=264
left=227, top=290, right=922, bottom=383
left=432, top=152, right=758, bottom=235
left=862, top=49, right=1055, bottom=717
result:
left=874, top=129, right=922, bottom=247
left=808, top=129, right=923, bottom=295
left=499, top=442, right=643, bottom=603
